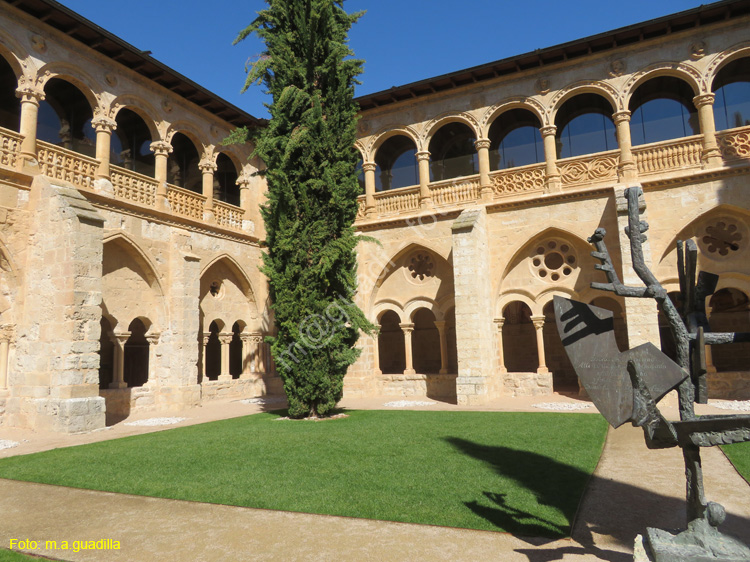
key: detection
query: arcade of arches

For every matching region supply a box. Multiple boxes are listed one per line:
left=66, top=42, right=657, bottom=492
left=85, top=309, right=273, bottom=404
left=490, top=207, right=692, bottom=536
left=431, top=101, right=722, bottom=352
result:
left=1, top=0, right=750, bottom=432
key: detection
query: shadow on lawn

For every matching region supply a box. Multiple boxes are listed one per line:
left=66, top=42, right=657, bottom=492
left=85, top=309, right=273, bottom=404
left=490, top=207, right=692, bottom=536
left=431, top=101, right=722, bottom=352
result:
left=445, top=437, right=750, bottom=562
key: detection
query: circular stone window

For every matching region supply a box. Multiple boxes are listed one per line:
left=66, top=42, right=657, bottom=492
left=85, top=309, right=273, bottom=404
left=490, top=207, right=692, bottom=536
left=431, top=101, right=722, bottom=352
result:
left=531, top=240, right=577, bottom=282
left=405, top=252, right=435, bottom=283
left=699, top=219, right=744, bottom=257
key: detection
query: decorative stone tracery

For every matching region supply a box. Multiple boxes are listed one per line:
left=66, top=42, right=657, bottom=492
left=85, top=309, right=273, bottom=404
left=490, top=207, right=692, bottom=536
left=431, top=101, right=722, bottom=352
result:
left=530, top=240, right=578, bottom=282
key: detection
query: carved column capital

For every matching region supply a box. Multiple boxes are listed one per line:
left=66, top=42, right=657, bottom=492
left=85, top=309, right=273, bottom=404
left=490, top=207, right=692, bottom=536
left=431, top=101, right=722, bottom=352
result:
left=399, top=322, right=415, bottom=334
left=202, top=332, right=211, bottom=346
left=612, top=110, right=631, bottom=125
left=150, top=140, right=172, bottom=156
left=145, top=332, right=161, bottom=345
left=530, top=316, right=545, bottom=330
left=493, top=318, right=505, bottom=330
left=15, top=86, right=44, bottom=104
left=199, top=161, right=218, bottom=174
left=237, top=175, right=252, bottom=189
left=474, top=138, right=491, bottom=151
left=693, top=93, right=715, bottom=108
left=540, top=125, right=557, bottom=138
left=415, top=151, right=431, bottom=162
left=91, top=117, right=117, bottom=133
left=112, top=331, right=131, bottom=345
left=218, top=332, right=233, bottom=345
left=362, top=161, right=377, bottom=173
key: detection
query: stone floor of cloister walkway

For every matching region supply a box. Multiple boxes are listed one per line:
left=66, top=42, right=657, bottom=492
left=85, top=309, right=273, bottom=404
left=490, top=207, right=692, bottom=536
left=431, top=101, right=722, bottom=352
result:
left=0, top=393, right=748, bottom=561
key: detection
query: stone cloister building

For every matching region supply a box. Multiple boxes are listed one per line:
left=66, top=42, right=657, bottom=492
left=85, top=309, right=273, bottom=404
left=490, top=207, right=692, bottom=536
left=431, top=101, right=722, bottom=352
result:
left=0, top=0, right=749, bottom=432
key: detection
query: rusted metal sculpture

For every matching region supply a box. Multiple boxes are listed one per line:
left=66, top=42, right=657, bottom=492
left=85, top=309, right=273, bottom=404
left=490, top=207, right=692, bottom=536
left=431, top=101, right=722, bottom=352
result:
left=554, top=186, right=750, bottom=561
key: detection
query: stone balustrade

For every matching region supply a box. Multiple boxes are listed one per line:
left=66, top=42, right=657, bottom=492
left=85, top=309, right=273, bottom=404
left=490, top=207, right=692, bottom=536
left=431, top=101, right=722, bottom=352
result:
left=633, top=134, right=703, bottom=176
left=37, top=140, right=98, bottom=190
left=110, top=166, right=157, bottom=207
left=374, top=186, right=420, bottom=216
left=0, top=129, right=20, bottom=169
left=490, top=162, right=546, bottom=197
left=558, top=150, right=620, bottom=188
left=214, top=200, right=245, bottom=230
left=429, top=176, right=481, bottom=207
left=717, top=126, right=750, bottom=162
left=167, top=184, right=206, bottom=222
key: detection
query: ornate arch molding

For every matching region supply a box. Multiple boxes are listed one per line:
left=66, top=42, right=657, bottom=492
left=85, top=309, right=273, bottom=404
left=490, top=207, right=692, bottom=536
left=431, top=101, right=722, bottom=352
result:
left=404, top=296, right=444, bottom=322
left=354, top=140, right=366, bottom=161
left=535, top=287, right=576, bottom=313
left=480, top=97, right=547, bottom=136
left=165, top=122, right=207, bottom=153
left=0, top=28, right=31, bottom=81
left=372, top=300, right=406, bottom=323
left=200, top=253, right=259, bottom=315
left=421, top=112, right=481, bottom=147
left=496, top=290, right=537, bottom=318
left=705, top=42, right=750, bottom=89
left=108, top=94, right=161, bottom=141
left=366, top=125, right=421, bottom=159
left=657, top=204, right=750, bottom=264
left=549, top=81, right=622, bottom=122
left=214, top=148, right=244, bottom=175
left=34, top=62, right=102, bottom=115
left=498, top=225, right=590, bottom=281
left=622, top=62, right=706, bottom=106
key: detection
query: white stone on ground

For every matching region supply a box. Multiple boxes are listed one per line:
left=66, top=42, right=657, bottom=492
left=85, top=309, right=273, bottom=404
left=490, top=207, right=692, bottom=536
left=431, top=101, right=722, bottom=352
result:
left=0, top=439, right=18, bottom=450
left=241, top=397, right=287, bottom=405
left=123, top=417, right=186, bottom=427
left=710, top=400, right=750, bottom=411
left=532, top=402, right=592, bottom=411
left=383, top=400, right=436, bottom=408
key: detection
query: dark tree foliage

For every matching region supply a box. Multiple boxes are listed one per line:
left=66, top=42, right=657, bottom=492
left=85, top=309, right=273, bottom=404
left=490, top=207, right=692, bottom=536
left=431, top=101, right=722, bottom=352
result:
left=235, top=0, right=374, bottom=418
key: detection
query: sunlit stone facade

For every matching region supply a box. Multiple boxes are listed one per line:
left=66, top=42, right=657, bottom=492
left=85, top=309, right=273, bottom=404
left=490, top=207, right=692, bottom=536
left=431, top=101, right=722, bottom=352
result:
left=0, top=0, right=748, bottom=431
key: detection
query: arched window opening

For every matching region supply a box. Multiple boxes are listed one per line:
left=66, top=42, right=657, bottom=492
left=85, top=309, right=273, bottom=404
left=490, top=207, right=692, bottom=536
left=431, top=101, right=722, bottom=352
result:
left=38, top=78, right=95, bottom=157
left=215, top=153, right=240, bottom=206
left=488, top=109, right=543, bottom=170
left=502, top=301, right=536, bottom=373
left=229, top=322, right=243, bottom=379
left=374, top=135, right=417, bottom=191
left=542, top=301, right=577, bottom=392
left=378, top=310, right=405, bottom=374
left=123, top=318, right=149, bottom=388
left=169, top=132, right=201, bottom=192
left=555, top=94, right=617, bottom=158
left=112, top=108, right=154, bottom=177
left=98, top=317, right=114, bottom=389
left=0, top=56, right=19, bottom=132
left=629, top=77, right=698, bottom=145
left=412, top=308, right=441, bottom=374
left=205, top=321, right=221, bottom=381
left=709, top=288, right=750, bottom=372
left=428, top=122, right=477, bottom=181
left=712, top=57, right=750, bottom=131
left=355, top=157, right=365, bottom=194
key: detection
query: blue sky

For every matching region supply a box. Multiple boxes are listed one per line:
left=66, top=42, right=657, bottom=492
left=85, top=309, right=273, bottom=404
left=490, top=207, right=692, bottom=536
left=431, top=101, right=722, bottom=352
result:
left=57, top=0, right=708, bottom=118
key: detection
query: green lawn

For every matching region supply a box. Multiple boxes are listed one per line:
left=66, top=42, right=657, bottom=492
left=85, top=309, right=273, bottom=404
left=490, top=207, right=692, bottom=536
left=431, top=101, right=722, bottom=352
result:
left=722, top=441, right=750, bottom=484
left=0, top=550, right=61, bottom=561
left=0, top=410, right=607, bottom=538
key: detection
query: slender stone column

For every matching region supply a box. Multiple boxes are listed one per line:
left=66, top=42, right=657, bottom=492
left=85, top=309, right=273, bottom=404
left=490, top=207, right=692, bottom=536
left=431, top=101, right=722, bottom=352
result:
left=434, top=320, right=449, bottom=375
left=363, top=161, right=377, bottom=217
left=416, top=151, right=433, bottom=208
left=145, top=332, right=160, bottom=386
left=218, top=332, right=232, bottom=381
left=372, top=333, right=382, bottom=375
left=92, top=117, right=116, bottom=180
left=531, top=316, right=548, bottom=374
left=613, top=110, right=637, bottom=182
left=694, top=94, right=722, bottom=168
left=199, top=160, right=217, bottom=223
left=400, top=322, right=416, bottom=375
left=0, top=327, right=11, bottom=389
left=150, top=141, right=172, bottom=210
left=494, top=318, right=507, bottom=374
left=540, top=126, right=561, bottom=191
left=201, top=332, right=211, bottom=382
left=237, top=175, right=253, bottom=233
left=256, top=335, right=267, bottom=374
left=109, top=331, right=130, bottom=389
left=16, top=86, right=44, bottom=170
left=238, top=334, right=251, bottom=378
left=474, top=138, right=493, bottom=201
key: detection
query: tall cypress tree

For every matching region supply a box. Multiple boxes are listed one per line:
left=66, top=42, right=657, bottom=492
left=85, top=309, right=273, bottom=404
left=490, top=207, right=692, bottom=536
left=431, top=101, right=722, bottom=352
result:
left=235, top=0, right=373, bottom=418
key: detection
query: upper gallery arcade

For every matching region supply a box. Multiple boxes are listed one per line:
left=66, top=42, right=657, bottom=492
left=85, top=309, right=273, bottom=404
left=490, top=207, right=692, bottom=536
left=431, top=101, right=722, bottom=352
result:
left=0, top=0, right=747, bottom=431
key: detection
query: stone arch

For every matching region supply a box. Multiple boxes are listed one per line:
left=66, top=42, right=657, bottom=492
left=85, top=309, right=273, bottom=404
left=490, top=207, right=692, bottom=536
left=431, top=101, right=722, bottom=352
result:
left=35, top=62, right=101, bottom=114
left=200, top=255, right=259, bottom=341
left=165, top=122, right=206, bottom=152
left=501, top=300, right=537, bottom=373
left=354, top=140, right=366, bottom=161
left=422, top=112, right=480, bottom=148
left=101, top=234, right=166, bottom=331
left=109, top=95, right=161, bottom=142
left=622, top=64, right=704, bottom=108
left=405, top=297, right=442, bottom=321
left=372, top=301, right=406, bottom=324
left=0, top=39, right=26, bottom=82
left=706, top=43, right=750, bottom=91
left=549, top=81, right=621, bottom=122
left=368, top=125, right=421, bottom=157
left=481, top=97, right=547, bottom=137
left=214, top=148, right=243, bottom=174
left=708, top=287, right=750, bottom=374
left=496, top=291, right=537, bottom=318
left=200, top=254, right=258, bottom=312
